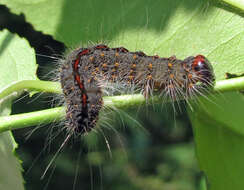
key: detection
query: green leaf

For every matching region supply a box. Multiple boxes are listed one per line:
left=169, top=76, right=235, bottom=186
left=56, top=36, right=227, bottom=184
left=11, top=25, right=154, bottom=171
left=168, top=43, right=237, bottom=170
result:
left=188, top=92, right=244, bottom=190
left=1, top=0, right=244, bottom=80
left=0, top=29, right=38, bottom=190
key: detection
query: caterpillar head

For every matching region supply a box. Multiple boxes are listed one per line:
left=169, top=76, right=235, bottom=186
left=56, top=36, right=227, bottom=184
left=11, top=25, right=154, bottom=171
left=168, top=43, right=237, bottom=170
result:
left=183, top=55, right=215, bottom=98
left=192, top=55, right=215, bottom=83
left=185, top=55, right=215, bottom=84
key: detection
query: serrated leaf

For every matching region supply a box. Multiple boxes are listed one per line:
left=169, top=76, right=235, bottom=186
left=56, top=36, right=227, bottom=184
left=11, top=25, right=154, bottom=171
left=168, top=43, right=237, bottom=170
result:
left=0, top=29, right=38, bottom=190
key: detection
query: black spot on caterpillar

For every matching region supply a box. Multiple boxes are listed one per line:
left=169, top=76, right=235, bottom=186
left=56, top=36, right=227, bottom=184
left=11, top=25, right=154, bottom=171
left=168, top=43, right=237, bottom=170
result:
left=60, top=44, right=215, bottom=135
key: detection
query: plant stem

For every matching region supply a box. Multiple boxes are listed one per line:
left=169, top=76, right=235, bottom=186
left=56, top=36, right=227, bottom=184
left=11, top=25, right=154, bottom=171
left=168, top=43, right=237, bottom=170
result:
left=0, top=80, right=61, bottom=100
left=0, top=94, right=149, bottom=133
left=214, top=77, right=244, bottom=92
left=0, top=76, right=244, bottom=133
left=0, top=107, right=65, bottom=133
left=221, top=0, right=244, bottom=11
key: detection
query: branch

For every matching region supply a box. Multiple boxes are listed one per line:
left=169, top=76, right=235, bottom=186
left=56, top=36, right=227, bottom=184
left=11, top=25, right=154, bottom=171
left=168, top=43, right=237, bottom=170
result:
left=0, top=76, right=244, bottom=133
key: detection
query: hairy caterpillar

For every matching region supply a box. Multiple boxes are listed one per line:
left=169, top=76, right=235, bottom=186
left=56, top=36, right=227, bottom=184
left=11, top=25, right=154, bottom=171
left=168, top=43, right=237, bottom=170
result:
left=60, top=44, right=215, bottom=135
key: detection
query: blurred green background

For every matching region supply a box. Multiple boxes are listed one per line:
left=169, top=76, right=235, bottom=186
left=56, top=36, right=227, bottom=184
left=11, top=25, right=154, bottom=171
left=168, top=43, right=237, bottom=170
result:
left=0, top=4, right=206, bottom=190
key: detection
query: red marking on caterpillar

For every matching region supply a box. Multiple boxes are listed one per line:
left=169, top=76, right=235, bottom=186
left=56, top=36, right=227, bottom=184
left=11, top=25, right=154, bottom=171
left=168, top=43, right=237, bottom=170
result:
left=80, top=48, right=90, bottom=56
left=95, top=44, right=109, bottom=50
left=82, top=93, right=87, bottom=107
left=60, top=44, right=215, bottom=136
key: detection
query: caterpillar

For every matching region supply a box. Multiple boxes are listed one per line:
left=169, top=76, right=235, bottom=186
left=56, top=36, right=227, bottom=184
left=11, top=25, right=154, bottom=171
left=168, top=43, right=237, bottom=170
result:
left=60, top=44, right=215, bottom=135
